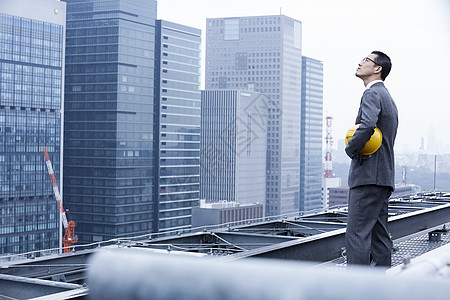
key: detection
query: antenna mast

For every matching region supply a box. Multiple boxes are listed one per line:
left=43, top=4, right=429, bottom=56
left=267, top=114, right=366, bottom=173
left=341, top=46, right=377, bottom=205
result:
left=324, top=116, right=334, bottom=178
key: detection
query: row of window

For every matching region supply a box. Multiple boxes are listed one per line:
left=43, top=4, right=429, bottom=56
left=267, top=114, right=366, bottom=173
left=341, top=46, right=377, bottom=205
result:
left=0, top=237, right=58, bottom=255
left=159, top=208, right=192, bottom=219
left=240, top=26, right=281, bottom=34
left=159, top=216, right=191, bottom=230
left=210, top=69, right=281, bottom=77
left=0, top=49, right=62, bottom=68
left=64, top=186, right=152, bottom=197
left=0, top=221, right=57, bottom=234
left=65, top=195, right=152, bottom=206
left=1, top=13, right=62, bottom=34
left=0, top=231, right=57, bottom=244
left=159, top=199, right=198, bottom=211
left=212, top=74, right=281, bottom=81
left=75, top=221, right=152, bottom=236
left=209, top=17, right=281, bottom=27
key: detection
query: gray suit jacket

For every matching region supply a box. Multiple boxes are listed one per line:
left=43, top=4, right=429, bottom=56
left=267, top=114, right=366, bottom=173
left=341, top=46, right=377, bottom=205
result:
left=345, top=82, right=398, bottom=189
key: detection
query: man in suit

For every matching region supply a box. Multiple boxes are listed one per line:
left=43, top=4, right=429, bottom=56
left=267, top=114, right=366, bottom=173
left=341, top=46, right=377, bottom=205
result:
left=345, top=51, right=398, bottom=267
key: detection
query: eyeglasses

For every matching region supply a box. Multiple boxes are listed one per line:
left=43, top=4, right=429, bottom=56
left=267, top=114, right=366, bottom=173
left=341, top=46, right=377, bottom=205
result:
left=361, top=57, right=380, bottom=66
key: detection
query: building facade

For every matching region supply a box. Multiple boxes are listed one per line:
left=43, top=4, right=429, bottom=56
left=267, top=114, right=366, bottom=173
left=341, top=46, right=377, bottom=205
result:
left=323, top=177, right=341, bottom=209
left=201, top=90, right=267, bottom=207
left=192, top=199, right=264, bottom=229
left=300, top=56, right=323, bottom=212
left=154, top=20, right=201, bottom=233
left=327, top=185, right=348, bottom=208
left=205, top=15, right=302, bottom=217
left=63, top=0, right=157, bottom=244
left=0, top=0, right=66, bottom=254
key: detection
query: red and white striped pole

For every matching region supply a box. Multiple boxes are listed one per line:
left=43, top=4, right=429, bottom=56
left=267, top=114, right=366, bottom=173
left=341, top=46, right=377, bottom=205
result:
left=324, top=116, right=334, bottom=179
left=43, top=146, right=68, bottom=228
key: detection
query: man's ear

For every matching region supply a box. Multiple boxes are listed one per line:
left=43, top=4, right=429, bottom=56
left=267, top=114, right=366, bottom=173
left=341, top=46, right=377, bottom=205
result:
left=374, top=65, right=382, bottom=75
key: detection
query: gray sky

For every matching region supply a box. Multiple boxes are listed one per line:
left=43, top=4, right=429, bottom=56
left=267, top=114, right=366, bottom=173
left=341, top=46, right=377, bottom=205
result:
left=158, top=0, right=450, bottom=154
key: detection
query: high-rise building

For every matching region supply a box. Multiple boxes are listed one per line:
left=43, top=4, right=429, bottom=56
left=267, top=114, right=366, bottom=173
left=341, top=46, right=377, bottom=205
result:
left=205, top=15, right=302, bottom=217
left=154, top=20, right=201, bottom=233
left=201, top=90, right=267, bottom=206
left=63, top=0, right=157, bottom=244
left=300, top=56, right=323, bottom=211
left=0, top=0, right=66, bottom=254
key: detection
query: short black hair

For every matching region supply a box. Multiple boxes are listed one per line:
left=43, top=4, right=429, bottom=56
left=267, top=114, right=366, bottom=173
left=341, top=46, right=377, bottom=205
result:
left=371, top=51, right=391, bottom=80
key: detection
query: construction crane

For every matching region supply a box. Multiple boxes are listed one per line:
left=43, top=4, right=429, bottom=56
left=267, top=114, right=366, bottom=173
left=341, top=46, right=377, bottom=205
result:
left=43, top=147, right=77, bottom=253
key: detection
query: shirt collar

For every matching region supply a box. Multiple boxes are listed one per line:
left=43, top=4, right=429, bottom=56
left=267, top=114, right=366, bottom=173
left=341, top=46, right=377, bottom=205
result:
left=366, top=80, right=383, bottom=89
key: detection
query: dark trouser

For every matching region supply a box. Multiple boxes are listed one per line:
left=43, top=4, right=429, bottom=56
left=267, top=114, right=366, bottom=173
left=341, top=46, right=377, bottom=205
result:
left=345, top=185, right=392, bottom=267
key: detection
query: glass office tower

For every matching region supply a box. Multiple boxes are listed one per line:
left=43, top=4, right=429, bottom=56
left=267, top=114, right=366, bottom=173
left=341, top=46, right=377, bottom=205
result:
left=63, top=0, right=157, bottom=244
left=154, top=20, right=201, bottom=233
left=0, top=0, right=66, bottom=255
left=201, top=90, right=268, bottom=207
left=205, top=15, right=302, bottom=217
left=300, top=56, right=323, bottom=212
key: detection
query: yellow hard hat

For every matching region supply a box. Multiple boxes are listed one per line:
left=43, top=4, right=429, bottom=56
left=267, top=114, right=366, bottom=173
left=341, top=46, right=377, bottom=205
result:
left=345, top=124, right=382, bottom=155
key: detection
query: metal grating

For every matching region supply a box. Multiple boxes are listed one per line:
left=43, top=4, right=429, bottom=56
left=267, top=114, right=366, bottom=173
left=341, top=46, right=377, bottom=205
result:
left=391, top=227, right=450, bottom=267
left=322, top=223, right=450, bottom=269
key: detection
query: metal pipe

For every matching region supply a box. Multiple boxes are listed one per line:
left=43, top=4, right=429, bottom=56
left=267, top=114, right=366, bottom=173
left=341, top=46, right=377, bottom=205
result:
left=88, top=249, right=450, bottom=300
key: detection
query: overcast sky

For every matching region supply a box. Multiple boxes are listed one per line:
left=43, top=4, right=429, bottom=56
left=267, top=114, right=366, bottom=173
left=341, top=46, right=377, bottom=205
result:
left=158, top=0, right=450, bottom=154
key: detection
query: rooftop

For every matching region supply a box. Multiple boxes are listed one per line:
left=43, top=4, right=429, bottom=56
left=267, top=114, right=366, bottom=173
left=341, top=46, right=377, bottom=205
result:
left=2, top=192, right=450, bottom=299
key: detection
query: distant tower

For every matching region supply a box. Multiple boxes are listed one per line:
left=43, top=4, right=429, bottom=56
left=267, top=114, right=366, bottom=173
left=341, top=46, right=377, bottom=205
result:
left=322, top=115, right=341, bottom=209
left=324, top=116, right=334, bottom=178
left=402, top=165, right=407, bottom=185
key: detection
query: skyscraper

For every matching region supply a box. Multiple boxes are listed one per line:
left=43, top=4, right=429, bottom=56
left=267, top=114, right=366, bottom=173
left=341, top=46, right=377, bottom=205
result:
left=201, top=90, right=268, bottom=206
left=63, top=0, right=157, bottom=244
left=300, top=56, right=323, bottom=211
left=154, top=20, right=201, bottom=233
left=205, top=15, right=302, bottom=217
left=0, top=0, right=66, bottom=254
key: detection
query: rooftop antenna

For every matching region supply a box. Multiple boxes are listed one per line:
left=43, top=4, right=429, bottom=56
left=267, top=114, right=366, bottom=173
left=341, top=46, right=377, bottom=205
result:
left=280, top=7, right=282, bottom=15
left=433, top=155, right=437, bottom=191
left=324, top=115, right=334, bottom=178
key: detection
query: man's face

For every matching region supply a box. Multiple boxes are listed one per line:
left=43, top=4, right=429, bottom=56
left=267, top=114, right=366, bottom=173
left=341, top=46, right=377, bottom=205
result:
left=355, top=54, right=379, bottom=79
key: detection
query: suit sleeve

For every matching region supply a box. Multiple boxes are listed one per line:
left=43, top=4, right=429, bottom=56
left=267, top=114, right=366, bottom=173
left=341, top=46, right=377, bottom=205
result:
left=345, top=89, right=381, bottom=159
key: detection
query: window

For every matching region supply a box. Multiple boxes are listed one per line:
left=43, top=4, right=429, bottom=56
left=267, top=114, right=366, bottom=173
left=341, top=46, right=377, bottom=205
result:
left=224, top=19, right=239, bottom=40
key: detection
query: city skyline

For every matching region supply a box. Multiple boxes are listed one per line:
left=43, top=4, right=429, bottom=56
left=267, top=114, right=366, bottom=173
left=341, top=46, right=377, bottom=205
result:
left=1, top=0, right=325, bottom=255
left=158, top=0, right=450, bottom=154
left=2, top=0, right=448, bottom=256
